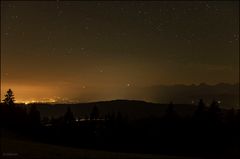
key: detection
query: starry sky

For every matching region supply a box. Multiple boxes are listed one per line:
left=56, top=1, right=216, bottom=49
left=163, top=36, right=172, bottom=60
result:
left=1, top=1, right=239, bottom=103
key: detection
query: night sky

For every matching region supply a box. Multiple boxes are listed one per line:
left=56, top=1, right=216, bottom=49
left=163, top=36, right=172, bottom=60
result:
left=1, top=1, right=239, bottom=103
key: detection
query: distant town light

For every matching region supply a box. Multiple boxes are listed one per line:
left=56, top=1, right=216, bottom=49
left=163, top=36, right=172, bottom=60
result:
left=16, top=98, right=57, bottom=105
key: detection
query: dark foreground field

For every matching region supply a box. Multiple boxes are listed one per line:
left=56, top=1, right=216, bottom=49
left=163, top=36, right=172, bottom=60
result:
left=1, top=100, right=240, bottom=159
left=1, top=129, right=199, bottom=159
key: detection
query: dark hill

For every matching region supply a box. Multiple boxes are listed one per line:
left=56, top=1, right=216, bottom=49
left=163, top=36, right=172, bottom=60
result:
left=22, top=100, right=197, bottom=120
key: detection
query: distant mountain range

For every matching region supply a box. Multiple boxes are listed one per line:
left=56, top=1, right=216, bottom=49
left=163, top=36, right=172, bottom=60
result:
left=19, top=82, right=239, bottom=120
left=53, top=83, right=239, bottom=108
left=143, top=83, right=239, bottom=107
left=29, top=96, right=238, bottom=120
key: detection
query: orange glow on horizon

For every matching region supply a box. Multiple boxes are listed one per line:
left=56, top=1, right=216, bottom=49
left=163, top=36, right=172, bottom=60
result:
left=14, top=98, right=56, bottom=105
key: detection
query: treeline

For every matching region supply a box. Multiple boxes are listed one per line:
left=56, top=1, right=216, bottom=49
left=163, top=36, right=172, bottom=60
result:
left=1, top=89, right=240, bottom=158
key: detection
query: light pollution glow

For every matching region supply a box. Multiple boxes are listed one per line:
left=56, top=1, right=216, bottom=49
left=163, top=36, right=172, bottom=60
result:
left=1, top=1, right=239, bottom=104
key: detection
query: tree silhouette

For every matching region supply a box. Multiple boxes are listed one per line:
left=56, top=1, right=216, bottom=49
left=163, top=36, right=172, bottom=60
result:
left=225, top=108, right=235, bottom=128
left=197, top=99, right=206, bottom=112
left=209, top=100, right=221, bottom=113
left=2, top=89, right=16, bottom=125
left=193, top=99, right=208, bottom=121
left=90, top=106, right=99, bottom=120
left=2, top=89, right=15, bottom=106
left=64, top=106, right=75, bottom=124
left=164, top=102, right=179, bottom=121
left=236, top=109, right=240, bottom=130
left=208, top=100, right=222, bottom=125
left=165, top=102, right=176, bottom=116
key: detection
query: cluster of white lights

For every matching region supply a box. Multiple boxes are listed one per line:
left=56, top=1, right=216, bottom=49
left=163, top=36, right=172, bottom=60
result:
left=15, top=99, right=56, bottom=105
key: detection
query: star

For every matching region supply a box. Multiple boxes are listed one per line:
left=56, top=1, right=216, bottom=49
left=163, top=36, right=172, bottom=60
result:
left=233, top=33, right=239, bottom=41
left=206, top=3, right=210, bottom=9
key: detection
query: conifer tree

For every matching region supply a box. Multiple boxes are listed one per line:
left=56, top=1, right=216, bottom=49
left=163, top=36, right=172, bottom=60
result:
left=3, top=89, right=15, bottom=106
